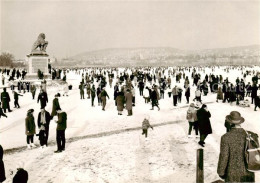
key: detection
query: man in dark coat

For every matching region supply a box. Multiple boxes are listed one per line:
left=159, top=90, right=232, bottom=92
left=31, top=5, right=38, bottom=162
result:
left=138, top=80, right=145, bottom=96
left=79, top=82, right=85, bottom=99
left=217, top=111, right=258, bottom=182
left=54, top=108, right=67, bottom=153
left=150, top=87, right=160, bottom=111
left=197, top=104, right=212, bottom=147
left=30, top=84, right=36, bottom=100
left=37, top=89, right=48, bottom=109
left=100, top=88, right=109, bottom=111
left=116, top=90, right=124, bottom=115
left=90, top=85, right=96, bottom=107
left=51, top=93, right=60, bottom=118
left=125, top=89, right=133, bottom=116
left=0, top=145, right=6, bottom=183
left=1, top=88, right=12, bottom=113
left=37, top=108, right=51, bottom=147
left=13, top=90, right=23, bottom=108
left=251, top=83, right=258, bottom=104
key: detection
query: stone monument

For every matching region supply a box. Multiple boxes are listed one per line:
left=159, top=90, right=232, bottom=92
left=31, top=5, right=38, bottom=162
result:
left=26, top=33, right=50, bottom=79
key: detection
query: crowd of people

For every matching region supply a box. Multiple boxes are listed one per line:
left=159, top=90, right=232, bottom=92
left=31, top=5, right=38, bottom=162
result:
left=0, top=65, right=260, bottom=182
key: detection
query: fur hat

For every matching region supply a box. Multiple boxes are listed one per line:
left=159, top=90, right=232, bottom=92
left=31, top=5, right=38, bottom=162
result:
left=27, top=109, right=34, bottom=113
left=225, top=111, right=245, bottom=125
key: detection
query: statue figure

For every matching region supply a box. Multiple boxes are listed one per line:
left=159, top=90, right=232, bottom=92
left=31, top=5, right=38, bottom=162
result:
left=31, top=33, right=48, bottom=54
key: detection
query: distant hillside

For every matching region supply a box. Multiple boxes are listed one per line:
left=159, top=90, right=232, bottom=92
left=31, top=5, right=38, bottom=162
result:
left=60, top=45, right=260, bottom=66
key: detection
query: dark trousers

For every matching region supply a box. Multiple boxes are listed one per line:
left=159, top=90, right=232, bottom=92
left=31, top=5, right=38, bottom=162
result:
left=80, top=92, right=84, bottom=99
left=188, top=122, right=198, bottom=135
left=3, top=104, right=11, bottom=113
left=195, top=96, right=201, bottom=102
left=186, top=96, right=189, bottom=103
left=223, top=93, right=228, bottom=103
left=91, top=97, right=95, bottom=106
left=39, top=130, right=47, bottom=146
left=152, top=100, right=159, bottom=109
left=142, top=129, right=148, bottom=138
left=200, top=134, right=208, bottom=143
left=98, top=97, right=101, bottom=105
left=32, top=92, right=36, bottom=99
left=177, top=95, right=182, bottom=103
left=101, top=98, right=106, bottom=110
left=27, top=135, right=34, bottom=144
left=252, top=97, right=256, bottom=104
left=56, top=130, right=65, bottom=151
left=14, top=99, right=20, bottom=108
left=139, top=89, right=143, bottom=96
left=246, top=92, right=251, bottom=97
left=173, top=95, right=178, bottom=106
left=132, top=97, right=135, bottom=105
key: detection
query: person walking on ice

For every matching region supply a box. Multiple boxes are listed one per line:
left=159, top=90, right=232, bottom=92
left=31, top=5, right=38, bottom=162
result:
left=142, top=115, right=153, bottom=138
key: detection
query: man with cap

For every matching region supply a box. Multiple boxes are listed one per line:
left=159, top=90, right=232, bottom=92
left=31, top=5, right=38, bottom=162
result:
left=54, top=108, right=67, bottom=153
left=217, top=111, right=258, bottom=182
left=37, top=107, right=51, bottom=147
left=1, top=88, right=12, bottom=113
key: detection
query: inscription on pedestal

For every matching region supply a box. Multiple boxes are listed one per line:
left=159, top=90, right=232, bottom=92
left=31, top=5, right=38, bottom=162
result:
left=31, top=58, right=47, bottom=73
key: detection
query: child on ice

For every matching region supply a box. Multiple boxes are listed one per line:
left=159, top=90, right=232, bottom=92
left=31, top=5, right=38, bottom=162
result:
left=142, top=115, right=153, bottom=138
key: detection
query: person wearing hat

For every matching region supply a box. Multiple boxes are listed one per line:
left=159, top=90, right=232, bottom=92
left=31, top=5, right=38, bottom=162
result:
left=37, top=107, right=51, bottom=147
left=217, top=111, right=258, bottom=182
left=25, top=109, right=36, bottom=149
left=186, top=103, right=198, bottom=137
left=197, top=104, right=212, bottom=147
left=54, top=108, right=67, bottom=153
left=51, top=93, right=61, bottom=119
left=1, top=88, right=12, bottom=113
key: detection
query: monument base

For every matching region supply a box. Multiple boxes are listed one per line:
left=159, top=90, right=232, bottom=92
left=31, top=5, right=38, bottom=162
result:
left=26, top=54, right=50, bottom=80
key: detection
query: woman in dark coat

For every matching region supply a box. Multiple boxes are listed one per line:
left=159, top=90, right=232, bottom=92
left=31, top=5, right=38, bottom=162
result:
left=0, top=145, right=6, bottom=183
left=125, top=89, right=133, bottom=116
left=185, top=85, right=190, bottom=104
left=197, top=104, right=212, bottom=147
left=51, top=93, right=60, bottom=118
left=116, top=91, right=125, bottom=115
left=25, top=109, right=36, bottom=149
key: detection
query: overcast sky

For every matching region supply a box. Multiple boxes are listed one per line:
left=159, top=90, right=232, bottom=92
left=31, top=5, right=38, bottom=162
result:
left=1, top=0, right=260, bottom=59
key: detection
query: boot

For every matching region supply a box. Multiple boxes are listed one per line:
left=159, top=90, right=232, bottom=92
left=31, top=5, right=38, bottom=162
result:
left=27, top=144, right=31, bottom=149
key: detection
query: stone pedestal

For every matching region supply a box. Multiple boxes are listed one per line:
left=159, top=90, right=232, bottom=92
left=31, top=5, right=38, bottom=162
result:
left=26, top=54, right=50, bottom=79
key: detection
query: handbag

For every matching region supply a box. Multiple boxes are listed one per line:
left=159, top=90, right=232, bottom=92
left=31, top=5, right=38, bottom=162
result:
left=244, top=130, right=260, bottom=172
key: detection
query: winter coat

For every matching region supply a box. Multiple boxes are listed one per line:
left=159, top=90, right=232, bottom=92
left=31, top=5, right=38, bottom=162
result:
left=217, top=90, right=224, bottom=100
left=251, top=85, right=258, bottom=98
left=217, top=128, right=258, bottom=182
left=1, top=91, right=10, bottom=109
left=197, top=108, right=212, bottom=135
left=186, top=107, right=197, bottom=122
left=37, top=111, right=51, bottom=129
left=116, top=92, right=125, bottom=111
left=37, top=92, right=48, bottom=108
left=185, top=87, right=190, bottom=97
left=51, top=98, right=60, bottom=116
left=0, top=145, right=6, bottom=182
left=125, top=92, right=133, bottom=110
left=56, top=112, right=67, bottom=131
left=172, top=87, right=178, bottom=96
left=25, top=114, right=36, bottom=136
left=142, top=119, right=152, bottom=130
